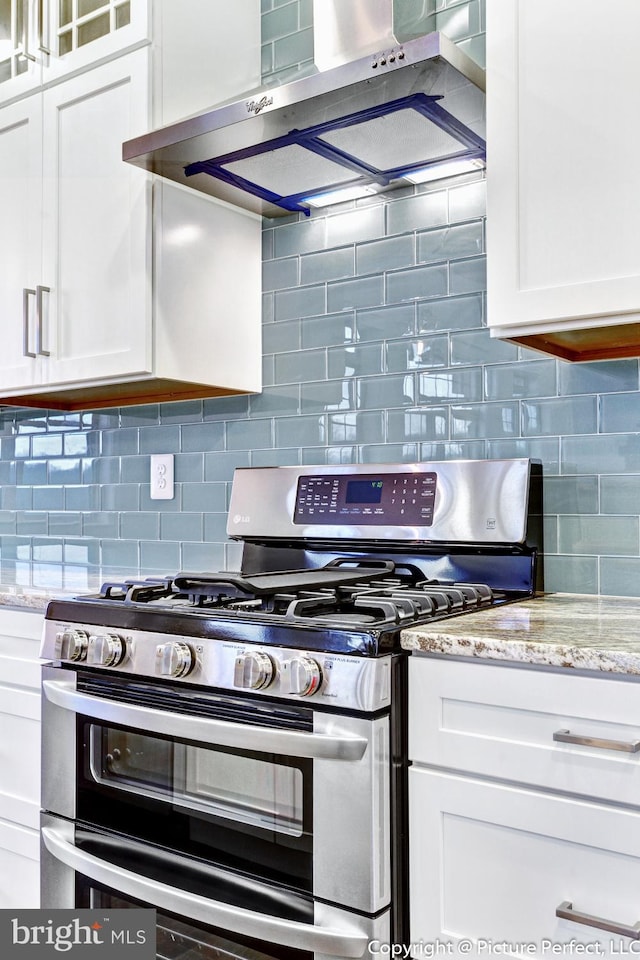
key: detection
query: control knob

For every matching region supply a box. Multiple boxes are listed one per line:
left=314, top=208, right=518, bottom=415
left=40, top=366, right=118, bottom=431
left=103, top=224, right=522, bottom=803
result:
left=234, top=651, right=275, bottom=690
left=56, top=629, right=89, bottom=662
left=87, top=633, right=126, bottom=667
left=156, top=641, right=194, bottom=678
left=286, top=656, right=322, bottom=697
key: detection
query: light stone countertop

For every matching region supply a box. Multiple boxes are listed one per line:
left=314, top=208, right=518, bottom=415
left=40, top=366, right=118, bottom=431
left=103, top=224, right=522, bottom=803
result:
left=401, top=592, right=640, bottom=675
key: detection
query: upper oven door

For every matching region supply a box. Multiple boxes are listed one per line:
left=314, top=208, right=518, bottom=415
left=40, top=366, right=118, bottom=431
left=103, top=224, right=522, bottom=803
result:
left=41, top=665, right=391, bottom=915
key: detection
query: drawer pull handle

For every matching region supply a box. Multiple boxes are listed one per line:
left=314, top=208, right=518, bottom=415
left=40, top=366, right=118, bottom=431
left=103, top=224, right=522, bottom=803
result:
left=556, top=901, right=640, bottom=939
left=553, top=729, right=640, bottom=753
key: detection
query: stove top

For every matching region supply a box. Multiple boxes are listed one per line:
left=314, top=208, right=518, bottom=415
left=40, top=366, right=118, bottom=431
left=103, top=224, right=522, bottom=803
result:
left=41, top=459, right=542, bottom=697
left=59, top=566, right=502, bottom=628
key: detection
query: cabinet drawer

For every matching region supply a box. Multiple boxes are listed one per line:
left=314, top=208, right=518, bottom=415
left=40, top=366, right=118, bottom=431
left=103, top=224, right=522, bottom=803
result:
left=409, top=657, right=640, bottom=806
left=0, top=707, right=40, bottom=826
left=410, top=766, right=640, bottom=947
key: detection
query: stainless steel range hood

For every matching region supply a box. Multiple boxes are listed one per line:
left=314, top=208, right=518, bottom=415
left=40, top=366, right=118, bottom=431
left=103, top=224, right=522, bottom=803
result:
left=123, top=2, right=485, bottom=218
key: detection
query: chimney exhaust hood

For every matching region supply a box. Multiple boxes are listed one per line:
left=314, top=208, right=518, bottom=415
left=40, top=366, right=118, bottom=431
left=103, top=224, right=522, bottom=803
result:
left=123, top=3, right=485, bottom=218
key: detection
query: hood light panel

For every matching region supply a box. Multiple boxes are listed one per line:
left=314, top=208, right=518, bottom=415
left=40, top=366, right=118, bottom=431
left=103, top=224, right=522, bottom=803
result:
left=403, top=157, right=485, bottom=184
left=185, top=93, right=485, bottom=216
left=303, top=184, right=381, bottom=208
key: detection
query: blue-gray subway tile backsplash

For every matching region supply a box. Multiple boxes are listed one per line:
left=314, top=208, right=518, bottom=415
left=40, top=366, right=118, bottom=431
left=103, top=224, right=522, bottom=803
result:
left=226, top=418, right=273, bottom=452
left=356, top=236, right=415, bottom=275
left=386, top=191, right=448, bottom=235
left=600, top=475, right=640, bottom=515
left=562, top=435, right=640, bottom=475
left=328, top=344, right=384, bottom=378
left=600, top=392, right=640, bottom=433
left=275, top=348, right=327, bottom=384
left=450, top=328, right=517, bottom=365
left=485, top=360, right=557, bottom=401
left=356, top=304, right=416, bottom=341
left=301, top=247, right=354, bottom=285
left=120, top=513, right=160, bottom=541
left=558, top=360, right=639, bottom=396
left=522, top=396, right=598, bottom=437
left=600, top=557, right=640, bottom=597
left=449, top=256, right=487, bottom=295
left=450, top=401, right=519, bottom=439
left=542, top=555, right=599, bottom=594
left=543, top=476, right=599, bottom=515
left=448, top=179, right=487, bottom=221
left=558, top=516, right=639, bottom=556
left=417, top=222, right=483, bottom=263
left=263, top=256, right=299, bottom=291
left=249, top=386, right=301, bottom=418
left=387, top=407, right=448, bottom=443
left=301, top=313, right=355, bottom=349
left=274, top=284, right=325, bottom=321
left=327, top=275, right=385, bottom=313
left=263, top=318, right=302, bottom=354
left=0, top=5, right=638, bottom=597
left=386, top=336, right=449, bottom=372
left=417, top=293, right=483, bottom=331
left=386, top=263, right=448, bottom=304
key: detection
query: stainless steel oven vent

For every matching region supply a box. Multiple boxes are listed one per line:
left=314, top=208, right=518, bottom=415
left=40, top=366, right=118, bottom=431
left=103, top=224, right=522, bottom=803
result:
left=122, top=2, right=485, bottom=218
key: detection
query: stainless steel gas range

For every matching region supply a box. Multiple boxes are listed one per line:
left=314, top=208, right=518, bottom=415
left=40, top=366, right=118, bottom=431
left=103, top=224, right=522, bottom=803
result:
left=39, top=459, right=542, bottom=960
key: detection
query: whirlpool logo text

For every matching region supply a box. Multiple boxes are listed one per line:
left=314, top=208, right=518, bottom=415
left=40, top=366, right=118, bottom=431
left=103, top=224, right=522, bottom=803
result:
left=0, top=910, right=156, bottom=958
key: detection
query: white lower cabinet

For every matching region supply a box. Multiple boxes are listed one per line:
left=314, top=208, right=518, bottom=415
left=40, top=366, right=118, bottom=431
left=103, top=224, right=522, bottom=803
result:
left=0, top=608, right=43, bottom=908
left=409, top=656, right=640, bottom=952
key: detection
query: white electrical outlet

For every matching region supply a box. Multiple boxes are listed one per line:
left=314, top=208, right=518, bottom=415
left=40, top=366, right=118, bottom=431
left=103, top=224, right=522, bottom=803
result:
left=150, top=454, right=175, bottom=500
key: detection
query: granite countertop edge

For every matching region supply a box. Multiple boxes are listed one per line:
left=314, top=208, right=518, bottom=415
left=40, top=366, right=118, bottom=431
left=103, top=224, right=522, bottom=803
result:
left=400, top=593, right=640, bottom=676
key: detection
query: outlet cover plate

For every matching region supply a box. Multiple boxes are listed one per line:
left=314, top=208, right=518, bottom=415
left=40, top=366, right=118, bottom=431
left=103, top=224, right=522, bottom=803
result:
left=150, top=454, right=175, bottom=500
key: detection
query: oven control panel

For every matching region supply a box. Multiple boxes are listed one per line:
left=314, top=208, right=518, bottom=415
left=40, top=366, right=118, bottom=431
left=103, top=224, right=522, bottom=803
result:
left=44, top=621, right=393, bottom=712
left=293, top=471, right=437, bottom=525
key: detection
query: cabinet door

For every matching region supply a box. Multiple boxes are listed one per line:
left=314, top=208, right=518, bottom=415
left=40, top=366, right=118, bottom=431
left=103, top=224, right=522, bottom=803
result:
left=40, top=47, right=152, bottom=387
left=42, top=0, right=149, bottom=86
left=0, top=0, right=42, bottom=104
left=486, top=0, right=640, bottom=340
left=0, top=94, right=43, bottom=389
left=0, top=822, right=40, bottom=908
left=410, top=767, right=640, bottom=950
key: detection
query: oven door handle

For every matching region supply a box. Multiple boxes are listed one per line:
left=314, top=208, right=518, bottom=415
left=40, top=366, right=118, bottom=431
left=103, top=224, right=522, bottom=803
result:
left=42, top=678, right=368, bottom=761
left=41, top=823, right=369, bottom=958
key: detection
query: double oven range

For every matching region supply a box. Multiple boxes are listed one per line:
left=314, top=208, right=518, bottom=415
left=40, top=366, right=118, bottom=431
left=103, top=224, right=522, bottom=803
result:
left=39, top=459, right=541, bottom=960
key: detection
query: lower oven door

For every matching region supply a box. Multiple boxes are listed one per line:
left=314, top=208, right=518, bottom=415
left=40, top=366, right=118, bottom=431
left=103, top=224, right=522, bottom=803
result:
left=41, top=665, right=391, bottom=916
left=41, top=814, right=389, bottom=960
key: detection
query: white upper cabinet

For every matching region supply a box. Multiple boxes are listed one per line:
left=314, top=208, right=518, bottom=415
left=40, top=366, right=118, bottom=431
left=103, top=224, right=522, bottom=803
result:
left=0, top=1, right=263, bottom=409
left=486, top=0, right=640, bottom=361
left=0, top=0, right=149, bottom=104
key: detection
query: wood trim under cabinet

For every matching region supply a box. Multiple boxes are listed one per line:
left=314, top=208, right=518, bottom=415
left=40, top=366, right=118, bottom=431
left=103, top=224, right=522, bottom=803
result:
left=0, top=378, right=256, bottom=411
left=498, top=321, right=640, bottom=362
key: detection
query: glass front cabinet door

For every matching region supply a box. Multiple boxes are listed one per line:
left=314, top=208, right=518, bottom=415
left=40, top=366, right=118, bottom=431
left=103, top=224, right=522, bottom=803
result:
left=0, top=0, right=148, bottom=102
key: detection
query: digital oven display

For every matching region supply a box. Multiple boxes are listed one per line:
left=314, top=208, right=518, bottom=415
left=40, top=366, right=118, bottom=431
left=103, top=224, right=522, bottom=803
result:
left=345, top=479, right=384, bottom=504
left=293, top=472, right=437, bottom=526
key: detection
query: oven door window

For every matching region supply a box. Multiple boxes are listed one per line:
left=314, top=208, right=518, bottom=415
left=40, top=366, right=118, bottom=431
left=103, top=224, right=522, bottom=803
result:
left=79, top=859, right=313, bottom=960
left=77, top=719, right=313, bottom=891
left=89, top=726, right=304, bottom=838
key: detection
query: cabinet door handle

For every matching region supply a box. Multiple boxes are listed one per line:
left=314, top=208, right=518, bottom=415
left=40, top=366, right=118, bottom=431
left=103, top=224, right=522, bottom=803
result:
left=553, top=729, right=640, bottom=753
left=22, top=0, right=37, bottom=61
left=36, top=285, right=51, bottom=356
left=38, top=0, right=50, bottom=53
left=556, top=901, right=640, bottom=939
left=23, top=288, right=36, bottom=357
